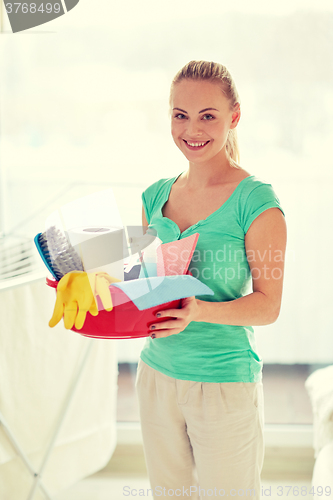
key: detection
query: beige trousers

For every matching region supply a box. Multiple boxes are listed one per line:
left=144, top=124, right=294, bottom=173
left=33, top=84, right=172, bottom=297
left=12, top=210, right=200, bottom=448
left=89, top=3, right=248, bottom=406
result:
left=135, top=358, right=265, bottom=500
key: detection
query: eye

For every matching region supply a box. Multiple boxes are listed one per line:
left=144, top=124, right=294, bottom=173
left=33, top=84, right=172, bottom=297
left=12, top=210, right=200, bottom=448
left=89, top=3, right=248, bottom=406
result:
left=174, top=113, right=187, bottom=119
left=202, top=114, right=214, bottom=120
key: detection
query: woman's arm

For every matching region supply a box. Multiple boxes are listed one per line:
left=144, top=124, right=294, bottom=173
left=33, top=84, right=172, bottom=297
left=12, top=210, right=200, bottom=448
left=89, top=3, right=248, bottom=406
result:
left=149, top=207, right=287, bottom=337
left=195, top=207, right=287, bottom=326
left=142, top=205, right=149, bottom=227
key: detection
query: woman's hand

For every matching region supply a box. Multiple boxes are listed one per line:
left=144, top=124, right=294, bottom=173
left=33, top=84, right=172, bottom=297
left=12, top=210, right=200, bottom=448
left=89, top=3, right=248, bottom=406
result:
left=149, top=296, right=200, bottom=339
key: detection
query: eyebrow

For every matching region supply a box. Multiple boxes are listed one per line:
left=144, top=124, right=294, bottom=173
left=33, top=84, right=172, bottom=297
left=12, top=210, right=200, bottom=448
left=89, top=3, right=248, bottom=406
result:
left=173, top=107, right=219, bottom=114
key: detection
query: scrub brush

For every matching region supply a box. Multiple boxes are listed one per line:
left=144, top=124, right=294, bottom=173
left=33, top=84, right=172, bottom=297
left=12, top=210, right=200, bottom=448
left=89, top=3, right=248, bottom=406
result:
left=34, top=232, right=58, bottom=280
left=34, top=225, right=84, bottom=280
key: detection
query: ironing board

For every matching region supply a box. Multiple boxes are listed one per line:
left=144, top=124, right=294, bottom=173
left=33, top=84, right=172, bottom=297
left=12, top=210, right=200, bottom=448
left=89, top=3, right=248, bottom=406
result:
left=0, top=342, right=93, bottom=500
left=0, top=272, right=118, bottom=499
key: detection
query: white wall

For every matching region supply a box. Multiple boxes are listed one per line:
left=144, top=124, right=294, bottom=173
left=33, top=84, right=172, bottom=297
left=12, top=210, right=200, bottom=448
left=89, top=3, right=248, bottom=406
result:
left=1, top=3, right=333, bottom=364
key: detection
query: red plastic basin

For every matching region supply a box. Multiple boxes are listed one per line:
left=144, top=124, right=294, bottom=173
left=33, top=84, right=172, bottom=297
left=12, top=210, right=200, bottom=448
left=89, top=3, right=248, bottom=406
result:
left=46, top=277, right=181, bottom=339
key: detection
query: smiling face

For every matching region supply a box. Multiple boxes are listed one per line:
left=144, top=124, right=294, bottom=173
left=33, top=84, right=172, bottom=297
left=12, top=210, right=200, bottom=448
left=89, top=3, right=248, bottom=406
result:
left=170, top=79, right=240, bottom=166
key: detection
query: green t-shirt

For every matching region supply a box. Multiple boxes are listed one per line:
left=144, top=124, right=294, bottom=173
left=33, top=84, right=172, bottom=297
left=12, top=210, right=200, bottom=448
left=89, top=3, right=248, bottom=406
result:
left=140, top=172, right=285, bottom=383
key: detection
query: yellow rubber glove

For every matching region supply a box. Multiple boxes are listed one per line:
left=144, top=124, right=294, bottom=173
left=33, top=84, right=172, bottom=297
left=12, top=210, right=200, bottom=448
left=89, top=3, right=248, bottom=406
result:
left=91, top=272, right=121, bottom=312
left=49, top=271, right=121, bottom=330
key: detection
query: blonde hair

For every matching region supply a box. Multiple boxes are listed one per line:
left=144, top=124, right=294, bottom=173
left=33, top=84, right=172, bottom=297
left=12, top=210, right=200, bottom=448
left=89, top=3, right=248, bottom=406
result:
left=170, top=60, right=241, bottom=168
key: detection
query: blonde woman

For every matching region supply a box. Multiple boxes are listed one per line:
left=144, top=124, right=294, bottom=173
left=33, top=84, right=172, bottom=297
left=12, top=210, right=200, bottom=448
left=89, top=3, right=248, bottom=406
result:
left=135, top=61, right=287, bottom=499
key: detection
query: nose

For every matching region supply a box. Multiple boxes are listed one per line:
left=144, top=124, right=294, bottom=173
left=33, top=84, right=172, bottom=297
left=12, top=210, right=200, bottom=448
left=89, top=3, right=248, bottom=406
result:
left=185, top=119, right=203, bottom=137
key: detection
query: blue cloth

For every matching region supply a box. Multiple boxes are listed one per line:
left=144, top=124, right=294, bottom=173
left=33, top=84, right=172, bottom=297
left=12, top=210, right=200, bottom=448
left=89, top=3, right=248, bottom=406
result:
left=112, top=275, right=214, bottom=310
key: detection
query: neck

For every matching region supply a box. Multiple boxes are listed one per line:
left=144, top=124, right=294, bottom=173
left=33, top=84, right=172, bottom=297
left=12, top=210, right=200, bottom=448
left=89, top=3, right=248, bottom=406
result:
left=184, top=151, right=235, bottom=190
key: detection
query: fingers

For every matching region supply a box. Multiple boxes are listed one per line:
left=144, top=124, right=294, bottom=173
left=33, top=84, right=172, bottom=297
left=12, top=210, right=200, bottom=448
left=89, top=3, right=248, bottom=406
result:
left=75, top=302, right=89, bottom=330
left=49, top=296, right=64, bottom=328
left=154, top=297, right=194, bottom=322
left=95, top=276, right=113, bottom=311
left=75, top=308, right=88, bottom=330
left=89, top=300, right=99, bottom=316
left=150, top=327, right=181, bottom=339
left=155, top=309, right=179, bottom=318
left=150, top=318, right=181, bottom=331
left=75, top=293, right=96, bottom=329
left=87, top=272, right=113, bottom=310
left=75, top=311, right=86, bottom=330
left=64, top=301, right=78, bottom=329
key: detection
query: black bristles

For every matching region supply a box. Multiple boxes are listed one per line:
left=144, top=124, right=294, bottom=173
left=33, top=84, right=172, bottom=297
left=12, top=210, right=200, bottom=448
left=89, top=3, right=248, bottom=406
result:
left=35, top=226, right=84, bottom=280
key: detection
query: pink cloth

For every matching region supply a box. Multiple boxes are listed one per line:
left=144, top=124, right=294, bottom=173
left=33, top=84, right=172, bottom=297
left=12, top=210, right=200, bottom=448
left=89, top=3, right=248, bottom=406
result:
left=157, top=233, right=199, bottom=276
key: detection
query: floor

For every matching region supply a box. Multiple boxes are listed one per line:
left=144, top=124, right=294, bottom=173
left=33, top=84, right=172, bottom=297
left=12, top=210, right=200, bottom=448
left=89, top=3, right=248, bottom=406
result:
left=116, top=362, right=323, bottom=424
left=54, top=363, right=321, bottom=499
left=54, top=444, right=315, bottom=500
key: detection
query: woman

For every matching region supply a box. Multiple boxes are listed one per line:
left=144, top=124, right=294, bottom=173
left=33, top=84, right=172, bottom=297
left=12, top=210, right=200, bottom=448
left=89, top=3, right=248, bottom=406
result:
left=135, top=61, right=287, bottom=499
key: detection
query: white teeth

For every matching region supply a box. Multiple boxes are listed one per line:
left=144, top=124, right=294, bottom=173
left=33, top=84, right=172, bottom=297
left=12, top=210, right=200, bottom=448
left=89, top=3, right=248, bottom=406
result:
left=186, top=141, right=207, bottom=147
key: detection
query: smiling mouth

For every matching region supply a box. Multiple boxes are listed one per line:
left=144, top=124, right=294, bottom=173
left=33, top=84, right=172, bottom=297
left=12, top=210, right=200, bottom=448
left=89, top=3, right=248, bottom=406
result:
left=183, top=139, right=210, bottom=150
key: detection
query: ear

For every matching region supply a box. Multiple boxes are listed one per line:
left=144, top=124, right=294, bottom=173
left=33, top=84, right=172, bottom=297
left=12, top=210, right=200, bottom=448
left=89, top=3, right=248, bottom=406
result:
left=230, top=102, right=241, bottom=129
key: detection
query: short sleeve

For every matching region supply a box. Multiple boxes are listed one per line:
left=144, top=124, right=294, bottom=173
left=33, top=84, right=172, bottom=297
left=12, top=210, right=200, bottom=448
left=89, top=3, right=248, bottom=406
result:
left=241, top=183, right=285, bottom=234
left=141, top=177, right=174, bottom=226
left=141, top=180, right=162, bottom=225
